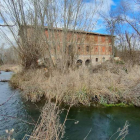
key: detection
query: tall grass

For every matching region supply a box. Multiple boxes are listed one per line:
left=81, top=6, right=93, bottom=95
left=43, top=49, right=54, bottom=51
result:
left=0, top=64, right=21, bottom=73
left=10, top=61, right=140, bottom=106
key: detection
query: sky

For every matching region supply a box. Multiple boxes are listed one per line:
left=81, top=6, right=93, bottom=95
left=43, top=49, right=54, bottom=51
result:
left=93, top=0, right=120, bottom=33
left=0, top=0, right=137, bottom=47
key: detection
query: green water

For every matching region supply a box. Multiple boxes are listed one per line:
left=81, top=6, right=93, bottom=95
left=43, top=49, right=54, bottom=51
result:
left=0, top=71, right=45, bottom=139
left=61, top=106, right=140, bottom=140
left=1, top=71, right=140, bottom=140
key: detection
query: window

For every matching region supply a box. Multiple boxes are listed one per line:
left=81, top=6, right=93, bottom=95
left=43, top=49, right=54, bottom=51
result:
left=96, top=58, right=98, bottom=62
left=102, top=57, right=105, bottom=62
left=95, top=46, right=98, bottom=52
left=76, top=59, right=83, bottom=67
left=68, top=45, right=73, bottom=54
left=68, top=45, right=72, bottom=50
left=109, top=47, right=112, bottom=52
left=77, top=59, right=83, bottom=64
left=86, top=46, right=90, bottom=52
left=85, top=59, right=91, bottom=66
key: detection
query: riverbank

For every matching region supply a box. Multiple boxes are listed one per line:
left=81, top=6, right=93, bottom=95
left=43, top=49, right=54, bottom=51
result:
left=0, top=64, right=22, bottom=73
left=1, top=70, right=140, bottom=140
left=9, top=61, right=140, bottom=107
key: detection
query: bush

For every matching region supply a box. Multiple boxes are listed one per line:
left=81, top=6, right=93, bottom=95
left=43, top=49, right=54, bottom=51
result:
left=115, top=60, right=125, bottom=65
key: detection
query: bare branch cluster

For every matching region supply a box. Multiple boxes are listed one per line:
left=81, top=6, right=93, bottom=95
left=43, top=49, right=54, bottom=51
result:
left=0, top=0, right=102, bottom=70
left=102, top=0, right=140, bottom=64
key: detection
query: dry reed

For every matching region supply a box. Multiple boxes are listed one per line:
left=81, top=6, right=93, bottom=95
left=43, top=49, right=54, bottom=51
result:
left=10, top=61, right=140, bottom=106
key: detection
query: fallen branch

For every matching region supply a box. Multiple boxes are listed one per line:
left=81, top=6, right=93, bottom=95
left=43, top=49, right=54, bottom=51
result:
left=0, top=24, right=16, bottom=27
left=0, top=79, right=9, bottom=82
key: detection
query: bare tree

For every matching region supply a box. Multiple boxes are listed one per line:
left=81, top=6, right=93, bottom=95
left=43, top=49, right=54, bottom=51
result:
left=0, top=44, right=5, bottom=65
left=0, top=44, right=18, bottom=65
left=111, top=0, right=140, bottom=64
left=0, top=24, right=15, bottom=27
left=0, top=0, right=103, bottom=70
left=100, top=11, right=121, bottom=58
left=119, top=0, right=140, bottom=37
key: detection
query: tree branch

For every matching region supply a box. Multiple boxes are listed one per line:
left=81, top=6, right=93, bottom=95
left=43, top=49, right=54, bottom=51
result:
left=0, top=24, right=15, bottom=27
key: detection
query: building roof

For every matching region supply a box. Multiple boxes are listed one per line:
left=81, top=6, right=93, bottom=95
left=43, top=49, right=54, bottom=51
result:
left=44, top=27, right=113, bottom=37
left=20, top=25, right=114, bottom=37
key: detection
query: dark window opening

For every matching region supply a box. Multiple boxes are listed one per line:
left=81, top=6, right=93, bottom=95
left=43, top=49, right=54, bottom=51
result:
left=96, top=58, right=98, bottom=62
left=67, top=60, right=70, bottom=67
left=68, top=45, right=72, bottom=51
left=102, top=57, right=105, bottom=62
left=95, top=46, right=98, bottom=52
left=86, top=46, right=90, bottom=52
left=76, top=59, right=83, bottom=67
left=109, top=47, right=112, bottom=52
left=68, top=45, right=73, bottom=55
left=85, top=59, right=91, bottom=66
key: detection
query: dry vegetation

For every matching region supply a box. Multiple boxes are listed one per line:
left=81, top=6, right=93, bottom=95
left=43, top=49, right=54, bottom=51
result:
left=10, top=61, right=140, bottom=106
left=27, top=101, right=69, bottom=140
left=1, top=0, right=140, bottom=139
left=0, top=64, right=22, bottom=73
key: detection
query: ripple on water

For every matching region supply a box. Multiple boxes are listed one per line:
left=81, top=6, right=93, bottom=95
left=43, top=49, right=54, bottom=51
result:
left=0, top=71, right=42, bottom=140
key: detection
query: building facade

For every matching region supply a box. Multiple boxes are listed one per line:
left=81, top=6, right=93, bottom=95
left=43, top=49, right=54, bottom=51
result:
left=44, top=27, right=113, bottom=66
left=19, top=26, right=113, bottom=67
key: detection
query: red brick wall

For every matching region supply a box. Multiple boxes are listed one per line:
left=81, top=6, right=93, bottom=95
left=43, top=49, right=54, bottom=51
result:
left=44, top=30, right=112, bottom=56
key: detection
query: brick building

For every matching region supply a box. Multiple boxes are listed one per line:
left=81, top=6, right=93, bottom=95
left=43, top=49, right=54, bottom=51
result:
left=44, top=27, right=113, bottom=66
left=19, top=26, right=113, bottom=66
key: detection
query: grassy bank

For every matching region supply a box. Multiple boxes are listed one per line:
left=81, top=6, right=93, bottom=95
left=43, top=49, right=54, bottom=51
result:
left=0, top=64, right=22, bottom=73
left=10, top=61, right=140, bottom=106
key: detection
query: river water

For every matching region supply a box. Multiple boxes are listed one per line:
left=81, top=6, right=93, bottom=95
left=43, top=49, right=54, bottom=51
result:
left=1, top=71, right=140, bottom=140
left=61, top=106, right=140, bottom=140
left=0, top=71, right=44, bottom=139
